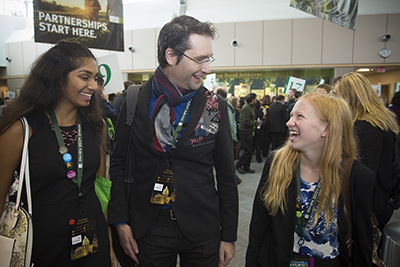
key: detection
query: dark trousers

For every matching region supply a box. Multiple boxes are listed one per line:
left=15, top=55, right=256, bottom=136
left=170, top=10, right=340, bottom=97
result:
left=270, top=132, right=287, bottom=151
left=236, top=130, right=254, bottom=170
left=254, top=129, right=262, bottom=163
left=137, top=210, right=220, bottom=267
left=261, top=126, right=271, bottom=157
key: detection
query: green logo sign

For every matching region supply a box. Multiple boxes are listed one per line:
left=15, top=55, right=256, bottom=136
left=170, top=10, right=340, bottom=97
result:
left=98, top=64, right=111, bottom=86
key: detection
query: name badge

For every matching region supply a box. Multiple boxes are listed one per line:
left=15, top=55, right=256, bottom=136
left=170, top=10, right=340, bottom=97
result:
left=150, top=164, right=180, bottom=205
left=69, top=213, right=98, bottom=260
left=290, top=255, right=314, bottom=267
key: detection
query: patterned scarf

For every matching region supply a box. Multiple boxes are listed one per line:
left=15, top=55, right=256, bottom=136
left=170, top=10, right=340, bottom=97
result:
left=150, top=66, right=196, bottom=153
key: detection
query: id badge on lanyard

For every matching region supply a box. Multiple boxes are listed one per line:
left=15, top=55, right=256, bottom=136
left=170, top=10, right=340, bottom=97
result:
left=50, top=110, right=99, bottom=260
left=69, top=213, right=98, bottom=260
left=290, top=255, right=314, bottom=267
left=293, top=162, right=320, bottom=267
left=150, top=163, right=181, bottom=205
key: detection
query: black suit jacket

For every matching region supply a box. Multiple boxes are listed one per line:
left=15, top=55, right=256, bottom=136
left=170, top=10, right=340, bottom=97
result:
left=108, top=77, right=238, bottom=242
left=268, top=101, right=287, bottom=133
left=246, top=157, right=374, bottom=267
left=354, top=120, right=397, bottom=224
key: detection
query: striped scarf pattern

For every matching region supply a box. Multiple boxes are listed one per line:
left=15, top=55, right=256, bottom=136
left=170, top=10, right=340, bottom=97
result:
left=150, top=66, right=195, bottom=153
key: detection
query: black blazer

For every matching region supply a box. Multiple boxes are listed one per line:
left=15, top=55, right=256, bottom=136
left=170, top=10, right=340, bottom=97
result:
left=354, top=120, right=397, bottom=225
left=268, top=102, right=287, bottom=133
left=246, top=157, right=374, bottom=267
left=108, top=77, right=239, bottom=242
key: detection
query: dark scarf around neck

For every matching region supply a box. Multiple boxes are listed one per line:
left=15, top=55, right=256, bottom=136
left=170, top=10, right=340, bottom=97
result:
left=150, top=66, right=196, bottom=154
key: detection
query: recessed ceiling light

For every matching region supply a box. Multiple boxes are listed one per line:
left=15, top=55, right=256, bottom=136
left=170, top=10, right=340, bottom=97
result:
left=357, top=68, right=370, bottom=72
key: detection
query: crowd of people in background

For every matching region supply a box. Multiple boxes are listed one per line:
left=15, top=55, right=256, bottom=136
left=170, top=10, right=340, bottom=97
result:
left=216, top=82, right=337, bottom=182
left=216, top=79, right=400, bottom=183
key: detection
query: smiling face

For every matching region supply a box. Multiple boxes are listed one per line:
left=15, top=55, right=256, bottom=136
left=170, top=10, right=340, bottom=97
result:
left=164, top=34, right=213, bottom=91
left=60, top=58, right=99, bottom=109
left=286, top=99, right=328, bottom=155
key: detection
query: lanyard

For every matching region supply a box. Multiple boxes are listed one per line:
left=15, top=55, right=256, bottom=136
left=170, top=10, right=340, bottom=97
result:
left=296, top=162, right=322, bottom=247
left=50, top=110, right=84, bottom=199
left=171, top=99, right=192, bottom=149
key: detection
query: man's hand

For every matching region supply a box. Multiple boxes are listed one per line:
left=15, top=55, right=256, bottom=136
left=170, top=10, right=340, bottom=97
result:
left=115, top=224, right=140, bottom=264
left=219, top=241, right=235, bottom=266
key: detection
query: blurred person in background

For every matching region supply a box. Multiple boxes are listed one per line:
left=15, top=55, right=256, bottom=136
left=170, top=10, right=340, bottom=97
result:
left=260, top=95, right=272, bottom=158
left=334, top=72, right=399, bottom=230
left=315, top=84, right=332, bottom=94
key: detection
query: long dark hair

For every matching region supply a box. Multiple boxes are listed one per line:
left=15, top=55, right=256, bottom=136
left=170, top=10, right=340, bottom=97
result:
left=0, top=41, right=105, bottom=149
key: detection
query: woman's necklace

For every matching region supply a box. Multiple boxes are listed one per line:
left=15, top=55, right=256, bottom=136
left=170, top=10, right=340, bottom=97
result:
left=49, top=119, right=77, bottom=147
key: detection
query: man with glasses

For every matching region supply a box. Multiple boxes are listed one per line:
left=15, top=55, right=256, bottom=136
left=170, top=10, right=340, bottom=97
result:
left=109, top=15, right=238, bottom=267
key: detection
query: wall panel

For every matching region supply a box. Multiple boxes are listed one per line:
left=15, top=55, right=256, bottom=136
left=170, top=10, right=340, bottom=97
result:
left=322, top=20, right=354, bottom=64
left=353, top=15, right=386, bottom=64
left=7, top=42, right=23, bottom=76
left=235, top=21, right=263, bottom=66
left=132, top=28, right=156, bottom=70
left=292, top=18, right=323, bottom=65
left=263, top=20, right=292, bottom=66
left=385, top=14, right=400, bottom=63
left=212, top=22, right=235, bottom=67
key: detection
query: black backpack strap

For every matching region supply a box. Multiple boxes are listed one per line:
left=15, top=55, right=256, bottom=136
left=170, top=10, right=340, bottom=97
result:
left=123, top=84, right=141, bottom=197
left=125, top=85, right=141, bottom=126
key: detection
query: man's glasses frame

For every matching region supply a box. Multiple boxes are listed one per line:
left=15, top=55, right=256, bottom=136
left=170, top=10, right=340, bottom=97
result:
left=180, top=52, right=215, bottom=67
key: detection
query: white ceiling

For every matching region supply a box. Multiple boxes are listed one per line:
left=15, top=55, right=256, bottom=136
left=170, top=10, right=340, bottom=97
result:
left=122, top=0, right=400, bottom=30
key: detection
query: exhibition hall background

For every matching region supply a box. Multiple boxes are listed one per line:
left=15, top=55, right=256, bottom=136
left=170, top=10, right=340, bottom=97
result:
left=0, top=1, right=399, bottom=101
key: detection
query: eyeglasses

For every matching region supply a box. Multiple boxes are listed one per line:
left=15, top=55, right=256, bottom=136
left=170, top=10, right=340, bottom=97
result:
left=180, top=52, right=215, bottom=67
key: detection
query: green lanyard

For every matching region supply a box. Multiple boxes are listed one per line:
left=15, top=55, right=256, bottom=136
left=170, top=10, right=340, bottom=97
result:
left=296, top=162, right=322, bottom=247
left=171, top=99, right=192, bottom=149
left=50, top=110, right=83, bottom=199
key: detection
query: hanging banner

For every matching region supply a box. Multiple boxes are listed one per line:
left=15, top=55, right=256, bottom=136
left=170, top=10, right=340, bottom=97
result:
left=290, top=0, right=358, bottom=30
left=284, top=76, right=306, bottom=94
left=33, top=0, right=124, bottom=51
left=98, top=53, right=124, bottom=95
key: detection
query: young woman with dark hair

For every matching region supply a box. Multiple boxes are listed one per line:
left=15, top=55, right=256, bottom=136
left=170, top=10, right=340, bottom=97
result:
left=0, top=41, right=115, bottom=266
